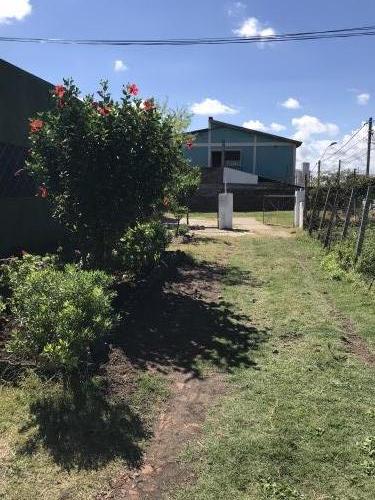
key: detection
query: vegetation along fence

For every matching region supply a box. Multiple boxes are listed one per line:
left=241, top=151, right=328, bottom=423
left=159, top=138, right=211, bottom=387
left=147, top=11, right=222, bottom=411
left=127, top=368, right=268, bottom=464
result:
left=306, top=175, right=375, bottom=282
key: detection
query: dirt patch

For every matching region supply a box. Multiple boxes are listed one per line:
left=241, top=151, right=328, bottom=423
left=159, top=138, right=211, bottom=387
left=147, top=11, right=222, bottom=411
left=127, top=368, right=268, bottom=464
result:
left=330, top=305, right=375, bottom=366
left=188, top=216, right=294, bottom=239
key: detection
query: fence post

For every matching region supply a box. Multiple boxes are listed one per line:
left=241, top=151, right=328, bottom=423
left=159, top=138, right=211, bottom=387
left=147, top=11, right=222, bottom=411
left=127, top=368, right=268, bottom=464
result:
left=318, top=187, right=331, bottom=239
left=355, top=186, right=373, bottom=261
left=308, top=187, right=320, bottom=234
left=341, top=188, right=355, bottom=240
left=294, top=190, right=305, bottom=228
left=324, top=188, right=339, bottom=248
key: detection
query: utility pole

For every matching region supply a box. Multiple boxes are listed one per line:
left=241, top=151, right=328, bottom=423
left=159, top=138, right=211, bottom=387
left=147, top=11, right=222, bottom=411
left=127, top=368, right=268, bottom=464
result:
left=366, top=117, right=373, bottom=176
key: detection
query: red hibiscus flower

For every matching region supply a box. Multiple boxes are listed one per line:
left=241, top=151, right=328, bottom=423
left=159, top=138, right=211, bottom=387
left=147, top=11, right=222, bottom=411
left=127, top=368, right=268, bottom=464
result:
left=143, top=99, right=155, bottom=112
left=30, top=119, right=44, bottom=133
left=127, top=83, right=139, bottom=96
left=98, top=105, right=111, bottom=116
left=54, top=84, right=66, bottom=99
left=186, top=139, right=194, bottom=150
left=36, top=184, right=48, bottom=198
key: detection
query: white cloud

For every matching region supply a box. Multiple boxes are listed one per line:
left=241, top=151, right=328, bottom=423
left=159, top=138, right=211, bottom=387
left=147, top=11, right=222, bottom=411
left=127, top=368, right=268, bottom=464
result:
left=114, top=59, right=127, bottom=72
left=227, top=1, right=246, bottom=17
left=281, top=97, right=301, bottom=110
left=243, top=119, right=267, bottom=131
left=243, top=120, right=286, bottom=134
left=292, top=115, right=340, bottom=166
left=270, top=122, right=286, bottom=133
left=357, top=93, right=370, bottom=105
left=233, top=17, right=276, bottom=39
left=190, top=98, right=238, bottom=116
left=0, top=0, right=32, bottom=23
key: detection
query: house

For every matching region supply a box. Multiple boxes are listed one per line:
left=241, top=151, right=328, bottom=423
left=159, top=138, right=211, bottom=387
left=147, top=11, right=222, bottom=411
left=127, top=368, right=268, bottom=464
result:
left=0, top=59, right=62, bottom=255
left=185, top=117, right=302, bottom=210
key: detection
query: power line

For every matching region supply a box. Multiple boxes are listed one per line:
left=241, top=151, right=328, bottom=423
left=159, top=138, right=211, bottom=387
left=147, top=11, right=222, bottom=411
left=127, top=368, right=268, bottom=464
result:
left=324, top=122, right=368, bottom=161
left=2, top=25, right=375, bottom=47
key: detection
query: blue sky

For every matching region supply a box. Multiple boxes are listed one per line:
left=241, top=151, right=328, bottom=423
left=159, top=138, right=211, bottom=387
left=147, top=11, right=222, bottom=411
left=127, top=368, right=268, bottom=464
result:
left=1, top=0, right=375, bottom=170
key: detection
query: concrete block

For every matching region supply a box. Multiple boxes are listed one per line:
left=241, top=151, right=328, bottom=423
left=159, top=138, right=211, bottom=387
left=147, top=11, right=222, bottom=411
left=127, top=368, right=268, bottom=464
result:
left=218, top=193, right=233, bottom=229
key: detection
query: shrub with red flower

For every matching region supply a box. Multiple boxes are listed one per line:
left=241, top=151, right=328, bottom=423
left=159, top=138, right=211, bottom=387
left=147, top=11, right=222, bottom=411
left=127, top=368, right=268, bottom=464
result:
left=127, top=83, right=139, bottom=96
left=27, top=78, right=195, bottom=266
left=186, top=139, right=194, bottom=150
left=30, top=119, right=44, bottom=134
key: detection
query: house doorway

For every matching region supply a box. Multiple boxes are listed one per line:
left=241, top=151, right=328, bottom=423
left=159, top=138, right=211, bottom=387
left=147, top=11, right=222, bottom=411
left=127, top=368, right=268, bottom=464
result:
left=211, top=151, right=222, bottom=168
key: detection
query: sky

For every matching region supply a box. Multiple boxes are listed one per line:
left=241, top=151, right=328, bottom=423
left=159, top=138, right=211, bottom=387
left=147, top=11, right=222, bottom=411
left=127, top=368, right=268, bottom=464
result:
left=1, top=0, right=375, bottom=172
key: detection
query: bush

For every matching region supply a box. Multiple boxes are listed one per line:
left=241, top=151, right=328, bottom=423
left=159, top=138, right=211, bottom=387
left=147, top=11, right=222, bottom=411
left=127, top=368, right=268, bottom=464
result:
left=114, top=221, right=171, bottom=277
left=27, top=80, right=191, bottom=265
left=332, top=235, right=356, bottom=271
left=357, top=238, right=375, bottom=278
left=6, top=261, right=116, bottom=375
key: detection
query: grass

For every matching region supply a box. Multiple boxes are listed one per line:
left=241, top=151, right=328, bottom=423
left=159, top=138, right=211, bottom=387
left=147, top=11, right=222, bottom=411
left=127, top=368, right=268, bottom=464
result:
left=0, top=370, right=168, bottom=499
left=189, top=211, right=294, bottom=227
left=172, top=233, right=375, bottom=499
left=2, top=220, right=375, bottom=499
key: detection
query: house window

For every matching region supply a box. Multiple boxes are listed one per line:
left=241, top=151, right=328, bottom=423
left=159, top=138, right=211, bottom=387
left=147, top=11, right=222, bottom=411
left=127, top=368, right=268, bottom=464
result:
left=211, top=150, right=241, bottom=169
left=225, top=150, right=241, bottom=169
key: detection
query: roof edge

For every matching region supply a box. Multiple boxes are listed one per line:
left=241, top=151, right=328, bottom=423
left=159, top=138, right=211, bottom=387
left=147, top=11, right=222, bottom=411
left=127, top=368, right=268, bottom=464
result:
left=188, top=118, right=302, bottom=147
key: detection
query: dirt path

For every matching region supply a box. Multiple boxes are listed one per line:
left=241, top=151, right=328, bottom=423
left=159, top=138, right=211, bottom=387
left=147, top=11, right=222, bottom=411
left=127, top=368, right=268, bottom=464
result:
left=97, top=250, right=254, bottom=499
left=102, top=371, right=225, bottom=499
left=189, top=216, right=294, bottom=238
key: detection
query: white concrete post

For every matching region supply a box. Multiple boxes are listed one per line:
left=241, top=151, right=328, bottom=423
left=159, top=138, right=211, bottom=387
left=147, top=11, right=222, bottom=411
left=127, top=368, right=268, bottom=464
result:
left=299, top=201, right=304, bottom=229
left=294, top=190, right=305, bottom=228
left=218, top=193, right=233, bottom=229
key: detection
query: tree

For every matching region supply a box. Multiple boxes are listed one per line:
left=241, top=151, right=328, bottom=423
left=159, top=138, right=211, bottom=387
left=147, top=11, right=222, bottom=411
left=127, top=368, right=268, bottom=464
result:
left=27, top=80, right=191, bottom=266
left=167, top=163, right=201, bottom=232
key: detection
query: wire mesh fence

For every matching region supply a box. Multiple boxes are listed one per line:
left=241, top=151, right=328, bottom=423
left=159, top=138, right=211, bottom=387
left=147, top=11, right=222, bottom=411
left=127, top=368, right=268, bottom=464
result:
left=262, top=195, right=295, bottom=228
left=306, top=181, right=375, bottom=280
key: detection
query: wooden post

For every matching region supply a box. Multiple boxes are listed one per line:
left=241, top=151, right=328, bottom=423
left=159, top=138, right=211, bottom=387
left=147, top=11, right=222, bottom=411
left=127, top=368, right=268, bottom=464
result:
left=317, top=160, right=321, bottom=188
left=355, top=186, right=373, bottom=261
left=308, top=186, right=320, bottom=234
left=324, top=189, right=339, bottom=248
left=318, top=187, right=331, bottom=239
left=341, top=188, right=355, bottom=240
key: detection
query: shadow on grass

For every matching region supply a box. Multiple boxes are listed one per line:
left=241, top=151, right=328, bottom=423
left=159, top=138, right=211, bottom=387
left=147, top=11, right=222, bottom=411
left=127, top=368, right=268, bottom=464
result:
left=19, top=379, right=147, bottom=471
left=115, top=251, right=268, bottom=377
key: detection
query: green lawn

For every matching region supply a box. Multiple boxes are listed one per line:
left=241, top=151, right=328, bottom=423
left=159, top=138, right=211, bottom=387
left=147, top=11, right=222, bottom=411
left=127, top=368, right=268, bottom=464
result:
left=172, top=234, right=375, bottom=500
left=190, top=211, right=295, bottom=227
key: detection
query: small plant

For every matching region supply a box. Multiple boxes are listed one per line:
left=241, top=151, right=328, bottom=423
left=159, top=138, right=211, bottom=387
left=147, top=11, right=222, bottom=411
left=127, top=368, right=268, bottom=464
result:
left=6, top=261, right=116, bottom=378
left=321, top=252, right=347, bottom=280
left=358, top=436, right=375, bottom=476
left=261, top=479, right=305, bottom=499
left=114, top=221, right=171, bottom=278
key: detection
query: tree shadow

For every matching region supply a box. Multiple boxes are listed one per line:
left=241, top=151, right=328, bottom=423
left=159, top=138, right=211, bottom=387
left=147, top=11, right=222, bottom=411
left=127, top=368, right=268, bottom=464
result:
left=18, top=379, right=147, bottom=471
left=115, top=251, right=269, bottom=377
